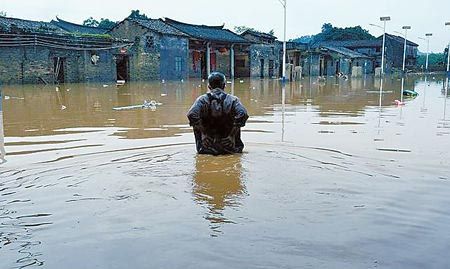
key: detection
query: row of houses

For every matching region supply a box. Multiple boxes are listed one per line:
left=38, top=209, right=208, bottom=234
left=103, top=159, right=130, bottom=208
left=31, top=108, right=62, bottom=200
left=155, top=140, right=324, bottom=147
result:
left=0, top=14, right=419, bottom=85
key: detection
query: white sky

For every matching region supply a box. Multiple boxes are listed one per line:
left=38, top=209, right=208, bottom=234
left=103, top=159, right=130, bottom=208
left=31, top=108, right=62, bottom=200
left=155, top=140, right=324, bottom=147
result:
left=1, top=0, right=449, bottom=52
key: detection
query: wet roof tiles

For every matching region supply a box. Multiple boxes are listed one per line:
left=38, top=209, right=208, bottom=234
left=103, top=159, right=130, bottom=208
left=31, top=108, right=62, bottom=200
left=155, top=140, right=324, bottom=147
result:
left=164, top=18, right=248, bottom=43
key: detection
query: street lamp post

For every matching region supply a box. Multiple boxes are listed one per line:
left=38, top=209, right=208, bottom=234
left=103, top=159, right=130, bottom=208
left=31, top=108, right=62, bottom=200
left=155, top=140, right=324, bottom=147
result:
left=279, top=0, right=287, bottom=82
left=422, top=33, right=433, bottom=72
left=445, top=22, right=450, bottom=76
left=401, top=26, right=411, bottom=73
left=380, top=17, right=391, bottom=75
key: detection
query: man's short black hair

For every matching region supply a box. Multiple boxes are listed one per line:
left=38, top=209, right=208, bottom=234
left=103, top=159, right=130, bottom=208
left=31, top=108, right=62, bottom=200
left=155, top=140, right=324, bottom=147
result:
left=208, top=72, right=226, bottom=89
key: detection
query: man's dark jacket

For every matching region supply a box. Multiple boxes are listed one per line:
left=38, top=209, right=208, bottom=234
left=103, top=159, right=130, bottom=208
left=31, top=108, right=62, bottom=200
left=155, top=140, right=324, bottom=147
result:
left=187, top=88, right=249, bottom=155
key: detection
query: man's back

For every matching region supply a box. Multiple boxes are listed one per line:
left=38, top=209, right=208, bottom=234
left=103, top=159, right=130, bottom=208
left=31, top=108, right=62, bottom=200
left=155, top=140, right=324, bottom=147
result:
left=187, top=88, right=248, bottom=155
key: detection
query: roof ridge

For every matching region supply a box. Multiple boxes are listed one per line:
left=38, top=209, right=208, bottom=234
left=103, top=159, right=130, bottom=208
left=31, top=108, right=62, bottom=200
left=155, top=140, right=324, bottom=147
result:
left=164, top=18, right=224, bottom=29
left=55, top=17, right=109, bottom=30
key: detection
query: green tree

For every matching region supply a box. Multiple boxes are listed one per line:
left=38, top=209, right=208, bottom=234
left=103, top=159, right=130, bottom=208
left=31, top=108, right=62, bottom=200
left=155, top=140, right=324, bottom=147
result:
left=234, top=26, right=256, bottom=34
left=0, top=11, right=7, bottom=17
left=98, top=18, right=116, bottom=29
left=234, top=26, right=275, bottom=36
left=83, top=17, right=99, bottom=27
left=128, top=10, right=148, bottom=20
left=417, top=53, right=446, bottom=67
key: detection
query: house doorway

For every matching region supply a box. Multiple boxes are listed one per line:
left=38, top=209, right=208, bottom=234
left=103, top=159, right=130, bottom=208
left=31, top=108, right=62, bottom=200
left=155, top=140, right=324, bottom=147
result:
left=260, top=59, right=265, bottom=78
left=116, top=55, right=129, bottom=82
left=53, top=57, right=65, bottom=84
left=269, top=60, right=274, bottom=78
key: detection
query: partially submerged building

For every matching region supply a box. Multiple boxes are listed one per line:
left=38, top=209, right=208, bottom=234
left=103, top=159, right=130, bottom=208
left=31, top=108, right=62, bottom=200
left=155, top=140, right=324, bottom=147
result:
left=109, top=17, right=189, bottom=81
left=0, top=16, right=131, bottom=85
left=241, top=30, right=281, bottom=78
left=164, top=18, right=249, bottom=79
left=300, top=34, right=418, bottom=77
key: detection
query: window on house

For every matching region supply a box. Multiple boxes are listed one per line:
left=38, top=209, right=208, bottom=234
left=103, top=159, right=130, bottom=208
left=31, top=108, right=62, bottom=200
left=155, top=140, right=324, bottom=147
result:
left=146, top=36, right=154, bottom=49
left=376, top=47, right=381, bottom=53
left=175, top=57, right=183, bottom=72
left=271, top=47, right=275, bottom=55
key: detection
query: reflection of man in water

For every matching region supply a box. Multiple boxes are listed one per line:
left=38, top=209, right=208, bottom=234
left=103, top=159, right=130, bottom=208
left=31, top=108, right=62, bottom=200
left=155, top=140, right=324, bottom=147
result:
left=193, top=155, right=246, bottom=233
left=187, top=72, right=249, bottom=155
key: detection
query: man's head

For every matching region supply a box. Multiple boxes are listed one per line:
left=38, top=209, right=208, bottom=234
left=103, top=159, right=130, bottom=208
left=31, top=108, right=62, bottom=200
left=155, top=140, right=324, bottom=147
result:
left=208, top=72, right=226, bottom=90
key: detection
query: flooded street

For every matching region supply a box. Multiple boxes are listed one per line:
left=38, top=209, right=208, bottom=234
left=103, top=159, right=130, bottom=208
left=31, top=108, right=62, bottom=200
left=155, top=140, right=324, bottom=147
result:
left=1, top=76, right=450, bottom=269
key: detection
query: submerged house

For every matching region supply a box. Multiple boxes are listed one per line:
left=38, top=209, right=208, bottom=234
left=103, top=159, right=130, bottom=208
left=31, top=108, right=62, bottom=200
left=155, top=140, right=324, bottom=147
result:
left=306, top=42, right=373, bottom=77
left=0, top=16, right=131, bottom=85
left=381, top=34, right=418, bottom=70
left=241, top=30, right=282, bottom=78
left=301, top=34, right=419, bottom=77
left=164, top=18, right=249, bottom=79
left=109, top=17, right=189, bottom=81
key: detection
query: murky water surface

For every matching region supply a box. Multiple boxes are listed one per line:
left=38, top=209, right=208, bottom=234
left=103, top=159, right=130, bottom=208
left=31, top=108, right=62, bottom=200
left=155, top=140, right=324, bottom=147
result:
left=1, top=76, right=450, bottom=269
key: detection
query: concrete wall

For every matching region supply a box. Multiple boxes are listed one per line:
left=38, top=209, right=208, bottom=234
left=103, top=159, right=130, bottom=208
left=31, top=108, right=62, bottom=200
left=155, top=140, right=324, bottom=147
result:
left=0, top=46, right=116, bottom=85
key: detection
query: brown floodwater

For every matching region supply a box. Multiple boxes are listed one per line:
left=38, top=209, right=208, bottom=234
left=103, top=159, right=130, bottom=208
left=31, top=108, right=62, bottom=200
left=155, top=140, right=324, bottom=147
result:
left=1, top=76, right=450, bottom=269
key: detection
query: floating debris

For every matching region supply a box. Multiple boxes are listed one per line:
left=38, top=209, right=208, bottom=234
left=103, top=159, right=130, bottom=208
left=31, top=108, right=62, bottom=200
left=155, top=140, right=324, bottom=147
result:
left=377, top=148, right=412, bottom=153
left=161, top=93, right=168, bottom=97
left=113, top=100, right=163, bottom=111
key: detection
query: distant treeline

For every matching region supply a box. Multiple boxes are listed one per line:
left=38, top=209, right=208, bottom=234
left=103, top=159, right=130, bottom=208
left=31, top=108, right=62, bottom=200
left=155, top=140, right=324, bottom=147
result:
left=290, top=23, right=375, bottom=44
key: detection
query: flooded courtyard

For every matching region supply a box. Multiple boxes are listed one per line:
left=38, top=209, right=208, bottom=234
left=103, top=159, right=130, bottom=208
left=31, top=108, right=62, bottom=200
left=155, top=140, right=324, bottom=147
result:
left=1, top=76, right=450, bottom=269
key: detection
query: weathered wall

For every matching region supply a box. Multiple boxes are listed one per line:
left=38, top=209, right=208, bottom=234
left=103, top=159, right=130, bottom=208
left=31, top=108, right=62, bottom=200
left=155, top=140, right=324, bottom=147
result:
left=160, top=36, right=188, bottom=81
left=0, top=46, right=115, bottom=85
left=110, top=20, right=161, bottom=81
left=249, top=44, right=281, bottom=78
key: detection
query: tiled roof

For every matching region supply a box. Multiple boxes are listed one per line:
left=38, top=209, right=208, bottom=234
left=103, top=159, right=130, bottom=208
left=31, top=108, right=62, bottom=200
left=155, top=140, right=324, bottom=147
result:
left=241, top=29, right=276, bottom=41
left=164, top=18, right=248, bottom=43
left=0, top=16, right=66, bottom=34
left=314, top=39, right=382, bottom=49
left=382, top=33, right=419, bottom=47
left=127, top=18, right=188, bottom=37
left=320, top=45, right=371, bottom=59
left=51, top=17, right=109, bottom=35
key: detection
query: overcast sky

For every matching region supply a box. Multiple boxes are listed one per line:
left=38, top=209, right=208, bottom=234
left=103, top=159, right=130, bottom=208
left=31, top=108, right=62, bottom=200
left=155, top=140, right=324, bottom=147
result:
left=1, top=0, right=449, bottom=52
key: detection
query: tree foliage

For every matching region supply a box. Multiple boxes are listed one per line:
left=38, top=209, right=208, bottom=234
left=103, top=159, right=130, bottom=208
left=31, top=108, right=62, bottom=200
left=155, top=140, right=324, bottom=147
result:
left=97, top=18, right=116, bottom=29
left=83, top=17, right=116, bottom=29
left=83, top=17, right=99, bottom=27
left=416, top=53, right=446, bottom=67
left=234, top=26, right=275, bottom=36
left=291, top=23, right=375, bottom=44
left=0, top=11, right=7, bottom=17
left=128, top=10, right=149, bottom=20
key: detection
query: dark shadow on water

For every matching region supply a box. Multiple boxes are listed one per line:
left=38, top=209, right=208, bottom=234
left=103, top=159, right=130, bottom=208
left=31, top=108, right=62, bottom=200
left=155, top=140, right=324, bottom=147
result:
left=192, top=154, right=246, bottom=236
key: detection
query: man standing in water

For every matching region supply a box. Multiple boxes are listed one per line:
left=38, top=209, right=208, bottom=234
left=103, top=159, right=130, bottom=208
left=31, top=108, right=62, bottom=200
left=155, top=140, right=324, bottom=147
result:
left=187, top=72, right=249, bottom=155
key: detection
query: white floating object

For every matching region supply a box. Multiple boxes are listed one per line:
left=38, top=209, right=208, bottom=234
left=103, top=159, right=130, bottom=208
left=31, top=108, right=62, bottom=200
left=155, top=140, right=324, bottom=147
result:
left=4, top=96, right=10, bottom=100
left=103, top=85, right=109, bottom=88
left=239, top=80, right=244, bottom=83
left=161, top=93, right=168, bottom=97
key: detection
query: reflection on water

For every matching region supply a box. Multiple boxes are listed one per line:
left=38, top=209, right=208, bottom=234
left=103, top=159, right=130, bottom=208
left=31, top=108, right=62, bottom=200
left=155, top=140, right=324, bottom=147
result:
left=193, top=154, right=245, bottom=236
left=0, top=89, right=5, bottom=162
left=1, top=76, right=450, bottom=269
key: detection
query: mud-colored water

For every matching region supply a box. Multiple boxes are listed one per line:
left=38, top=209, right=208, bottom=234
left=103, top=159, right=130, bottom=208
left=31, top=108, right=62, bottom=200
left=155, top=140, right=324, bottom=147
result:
left=1, top=76, right=450, bottom=269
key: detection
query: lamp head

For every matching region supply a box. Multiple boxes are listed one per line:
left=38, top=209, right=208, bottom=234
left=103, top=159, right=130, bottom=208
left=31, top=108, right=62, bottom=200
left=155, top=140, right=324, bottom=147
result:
left=380, top=16, right=391, bottom=21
